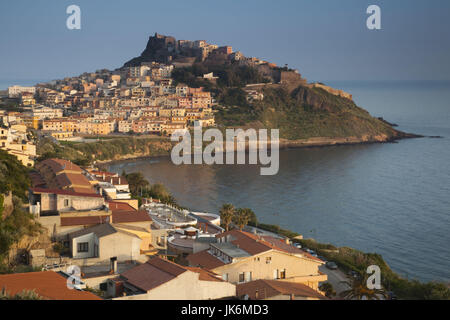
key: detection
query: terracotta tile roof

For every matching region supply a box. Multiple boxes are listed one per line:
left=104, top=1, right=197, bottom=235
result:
left=216, top=230, right=273, bottom=255
left=236, top=279, right=327, bottom=300
left=55, top=173, right=95, bottom=192
left=216, top=230, right=323, bottom=262
left=108, top=201, right=136, bottom=212
left=60, top=215, right=109, bottom=227
left=29, top=171, right=46, bottom=188
left=112, top=210, right=151, bottom=223
left=120, top=257, right=186, bottom=292
left=31, top=188, right=103, bottom=198
left=0, top=271, right=102, bottom=300
left=68, top=223, right=117, bottom=239
left=36, top=158, right=83, bottom=174
left=121, top=257, right=223, bottom=292
left=185, top=267, right=224, bottom=282
left=186, top=249, right=226, bottom=270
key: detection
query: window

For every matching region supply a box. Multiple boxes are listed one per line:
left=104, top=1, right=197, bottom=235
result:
left=280, top=269, right=286, bottom=279
left=64, top=199, right=69, bottom=207
left=239, top=273, right=245, bottom=283
left=77, top=242, right=89, bottom=253
left=266, top=257, right=271, bottom=264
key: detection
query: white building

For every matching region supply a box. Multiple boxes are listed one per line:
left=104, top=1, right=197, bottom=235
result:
left=8, top=85, right=36, bottom=98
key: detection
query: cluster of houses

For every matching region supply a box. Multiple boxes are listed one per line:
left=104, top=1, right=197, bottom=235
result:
left=0, top=157, right=329, bottom=300
left=4, top=61, right=216, bottom=138
left=0, top=114, right=36, bottom=166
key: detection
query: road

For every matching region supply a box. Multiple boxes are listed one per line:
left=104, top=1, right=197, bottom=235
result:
left=319, top=265, right=351, bottom=296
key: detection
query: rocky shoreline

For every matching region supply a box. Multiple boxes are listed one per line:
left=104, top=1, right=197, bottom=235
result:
left=97, top=130, right=423, bottom=167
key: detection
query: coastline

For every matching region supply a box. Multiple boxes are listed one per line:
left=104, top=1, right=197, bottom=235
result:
left=98, top=130, right=423, bottom=167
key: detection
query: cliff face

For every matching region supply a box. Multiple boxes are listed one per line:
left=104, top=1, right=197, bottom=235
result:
left=123, top=33, right=180, bottom=67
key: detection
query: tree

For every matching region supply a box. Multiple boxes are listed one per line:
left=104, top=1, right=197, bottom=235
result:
left=219, top=204, right=235, bottom=231
left=339, top=273, right=388, bottom=300
left=125, top=172, right=150, bottom=196
left=233, top=208, right=252, bottom=231
left=239, top=208, right=257, bottom=225
left=319, top=282, right=336, bottom=298
left=148, top=183, right=177, bottom=206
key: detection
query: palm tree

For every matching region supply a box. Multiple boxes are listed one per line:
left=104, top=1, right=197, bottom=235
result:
left=234, top=208, right=252, bottom=231
left=339, top=273, right=389, bottom=300
left=219, top=204, right=235, bottom=231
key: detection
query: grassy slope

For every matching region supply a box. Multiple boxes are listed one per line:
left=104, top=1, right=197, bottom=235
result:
left=216, top=85, right=400, bottom=140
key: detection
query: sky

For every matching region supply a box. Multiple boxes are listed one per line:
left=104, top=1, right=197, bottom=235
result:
left=1, top=0, right=450, bottom=85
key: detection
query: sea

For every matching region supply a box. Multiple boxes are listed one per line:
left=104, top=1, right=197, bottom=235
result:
left=3, top=79, right=449, bottom=283
left=107, top=80, right=450, bottom=283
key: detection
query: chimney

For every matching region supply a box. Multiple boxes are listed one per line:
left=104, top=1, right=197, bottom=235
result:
left=110, top=257, right=118, bottom=274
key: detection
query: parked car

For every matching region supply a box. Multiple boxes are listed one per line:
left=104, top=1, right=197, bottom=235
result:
left=349, top=270, right=360, bottom=279
left=294, top=243, right=302, bottom=249
left=325, top=261, right=338, bottom=270
left=318, top=256, right=327, bottom=262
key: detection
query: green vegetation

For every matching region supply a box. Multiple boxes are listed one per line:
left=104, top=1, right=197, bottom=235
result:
left=172, top=60, right=400, bottom=141
left=0, top=287, right=43, bottom=300
left=221, top=205, right=450, bottom=300
left=0, top=150, right=42, bottom=269
left=217, top=85, right=399, bottom=140
left=233, top=208, right=253, bottom=231
left=219, top=204, right=258, bottom=231
left=319, top=282, right=336, bottom=298
left=0, top=98, right=23, bottom=113
left=219, top=203, right=235, bottom=231
left=84, top=286, right=105, bottom=299
left=339, top=273, right=388, bottom=300
left=0, top=149, right=31, bottom=201
left=123, top=171, right=178, bottom=207
left=250, top=222, right=300, bottom=239
left=37, top=136, right=174, bottom=166
left=290, top=238, right=450, bottom=300
left=172, top=63, right=270, bottom=89
left=0, top=197, right=42, bottom=265
left=37, top=137, right=92, bottom=166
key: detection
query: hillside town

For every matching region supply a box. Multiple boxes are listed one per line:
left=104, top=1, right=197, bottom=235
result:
left=1, top=33, right=437, bottom=302
left=0, top=34, right=336, bottom=301
left=0, top=156, right=330, bottom=300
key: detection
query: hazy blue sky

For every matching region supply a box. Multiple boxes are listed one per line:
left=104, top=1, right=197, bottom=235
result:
left=1, top=0, right=449, bottom=84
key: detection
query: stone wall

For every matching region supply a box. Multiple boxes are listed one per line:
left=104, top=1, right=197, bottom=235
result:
left=312, top=83, right=353, bottom=100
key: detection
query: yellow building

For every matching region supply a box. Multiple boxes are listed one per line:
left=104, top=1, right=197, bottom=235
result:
left=187, top=230, right=327, bottom=292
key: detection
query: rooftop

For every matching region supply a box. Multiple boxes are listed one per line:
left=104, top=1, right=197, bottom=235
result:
left=120, top=257, right=222, bottom=293
left=0, top=271, right=101, bottom=300
left=210, top=242, right=251, bottom=258
left=236, top=279, right=327, bottom=300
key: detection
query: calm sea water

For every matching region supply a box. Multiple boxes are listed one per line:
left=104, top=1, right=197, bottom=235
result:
left=108, top=80, right=450, bottom=283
